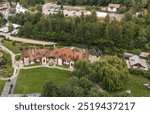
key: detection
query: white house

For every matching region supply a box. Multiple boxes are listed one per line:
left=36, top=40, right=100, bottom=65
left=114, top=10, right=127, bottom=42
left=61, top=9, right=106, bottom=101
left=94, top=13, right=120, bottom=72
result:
left=0, top=26, right=9, bottom=33
left=96, top=12, right=108, bottom=18
left=57, top=58, right=63, bottom=66
left=16, top=3, right=28, bottom=14
left=107, top=3, right=121, bottom=13
left=0, top=23, right=21, bottom=34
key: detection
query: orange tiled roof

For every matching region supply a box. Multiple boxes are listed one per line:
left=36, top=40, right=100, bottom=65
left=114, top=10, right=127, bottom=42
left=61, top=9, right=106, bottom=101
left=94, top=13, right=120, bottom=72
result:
left=21, top=47, right=89, bottom=62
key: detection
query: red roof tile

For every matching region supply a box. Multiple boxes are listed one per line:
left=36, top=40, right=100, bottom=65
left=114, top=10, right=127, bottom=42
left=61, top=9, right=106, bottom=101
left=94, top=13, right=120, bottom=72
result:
left=21, top=47, right=89, bottom=62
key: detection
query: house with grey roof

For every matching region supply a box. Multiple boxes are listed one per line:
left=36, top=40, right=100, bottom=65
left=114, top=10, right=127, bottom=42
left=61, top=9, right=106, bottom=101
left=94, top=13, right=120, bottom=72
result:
left=129, top=55, right=148, bottom=70
left=124, top=53, right=149, bottom=71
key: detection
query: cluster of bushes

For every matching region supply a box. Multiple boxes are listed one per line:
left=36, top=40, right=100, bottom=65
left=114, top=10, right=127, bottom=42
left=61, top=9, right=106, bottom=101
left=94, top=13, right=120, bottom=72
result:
left=42, top=77, right=109, bottom=97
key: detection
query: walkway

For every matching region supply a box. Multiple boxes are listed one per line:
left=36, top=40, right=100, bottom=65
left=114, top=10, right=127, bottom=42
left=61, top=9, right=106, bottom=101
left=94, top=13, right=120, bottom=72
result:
left=0, top=76, right=10, bottom=81
left=1, top=81, right=12, bottom=97
left=8, top=93, right=41, bottom=97
left=22, top=64, right=74, bottom=72
left=0, top=32, right=57, bottom=46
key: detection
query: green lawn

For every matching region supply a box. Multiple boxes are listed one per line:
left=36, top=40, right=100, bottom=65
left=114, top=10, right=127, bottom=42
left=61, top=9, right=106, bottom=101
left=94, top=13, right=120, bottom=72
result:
left=0, top=80, right=5, bottom=94
left=14, top=68, right=72, bottom=94
left=125, top=75, right=150, bottom=97
left=0, top=51, right=13, bottom=78
left=110, top=75, right=150, bottom=97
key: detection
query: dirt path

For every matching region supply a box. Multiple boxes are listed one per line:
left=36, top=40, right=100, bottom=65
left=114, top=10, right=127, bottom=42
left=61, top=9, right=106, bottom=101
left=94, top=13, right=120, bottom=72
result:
left=0, top=32, right=57, bottom=46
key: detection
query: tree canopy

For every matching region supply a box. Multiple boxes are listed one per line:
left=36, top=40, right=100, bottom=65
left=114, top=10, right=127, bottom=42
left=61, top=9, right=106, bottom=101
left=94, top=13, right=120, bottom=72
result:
left=74, top=56, right=130, bottom=91
left=42, top=77, right=109, bottom=97
left=8, top=11, right=150, bottom=54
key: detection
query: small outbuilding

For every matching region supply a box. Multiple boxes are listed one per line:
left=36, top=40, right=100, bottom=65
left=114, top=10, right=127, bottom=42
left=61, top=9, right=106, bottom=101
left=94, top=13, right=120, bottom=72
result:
left=107, top=3, right=121, bottom=13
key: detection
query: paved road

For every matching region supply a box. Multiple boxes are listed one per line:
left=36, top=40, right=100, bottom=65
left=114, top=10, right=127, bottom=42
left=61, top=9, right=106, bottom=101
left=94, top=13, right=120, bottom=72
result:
left=0, top=32, right=57, bottom=46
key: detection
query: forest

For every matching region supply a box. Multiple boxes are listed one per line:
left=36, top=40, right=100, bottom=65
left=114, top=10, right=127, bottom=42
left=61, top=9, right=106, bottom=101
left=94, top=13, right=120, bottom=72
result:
left=57, top=0, right=150, bottom=7
left=56, top=0, right=150, bottom=11
left=1, top=0, right=150, bottom=9
left=8, top=10, right=150, bottom=55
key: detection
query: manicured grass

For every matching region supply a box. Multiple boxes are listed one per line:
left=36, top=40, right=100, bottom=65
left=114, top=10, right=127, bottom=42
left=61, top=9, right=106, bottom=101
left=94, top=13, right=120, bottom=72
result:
left=125, top=75, right=150, bottom=97
left=0, top=80, right=5, bottom=94
left=14, top=68, right=72, bottom=94
left=110, top=75, right=150, bottom=97
left=0, top=51, right=13, bottom=78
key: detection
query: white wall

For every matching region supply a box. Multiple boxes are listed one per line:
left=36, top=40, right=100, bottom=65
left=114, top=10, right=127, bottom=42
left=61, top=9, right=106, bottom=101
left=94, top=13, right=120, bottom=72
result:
left=108, top=7, right=117, bottom=12
left=24, top=57, right=29, bottom=66
left=57, top=58, right=62, bottom=65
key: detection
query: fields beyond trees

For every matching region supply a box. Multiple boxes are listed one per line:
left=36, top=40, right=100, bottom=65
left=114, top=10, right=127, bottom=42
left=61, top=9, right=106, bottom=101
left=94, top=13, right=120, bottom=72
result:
left=14, top=68, right=71, bottom=94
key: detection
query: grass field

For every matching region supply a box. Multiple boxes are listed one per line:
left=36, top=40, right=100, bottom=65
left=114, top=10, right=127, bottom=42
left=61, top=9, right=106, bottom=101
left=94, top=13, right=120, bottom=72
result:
left=14, top=66, right=150, bottom=96
left=110, top=75, right=150, bottom=97
left=14, top=68, right=72, bottom=94
left=0, top=80, right=5, bottom=94
left=125, top=75, right=150, bottom=97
